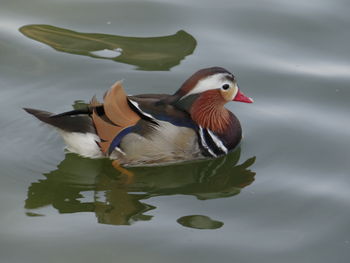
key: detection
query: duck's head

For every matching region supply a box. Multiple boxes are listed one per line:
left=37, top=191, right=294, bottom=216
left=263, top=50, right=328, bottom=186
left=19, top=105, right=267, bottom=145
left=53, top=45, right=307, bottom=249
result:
left=173, top=67, right=253, bottom=133
left=175, top=67, right=253, bottom=104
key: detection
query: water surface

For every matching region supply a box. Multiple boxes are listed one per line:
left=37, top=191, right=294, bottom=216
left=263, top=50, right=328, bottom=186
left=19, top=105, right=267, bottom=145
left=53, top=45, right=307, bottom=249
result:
left=1, top=0, right=350, bottom=262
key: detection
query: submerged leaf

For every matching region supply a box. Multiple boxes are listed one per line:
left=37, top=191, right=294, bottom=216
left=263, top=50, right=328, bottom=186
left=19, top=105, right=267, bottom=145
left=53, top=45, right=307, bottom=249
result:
left=19, top=24, right=197, bottom=70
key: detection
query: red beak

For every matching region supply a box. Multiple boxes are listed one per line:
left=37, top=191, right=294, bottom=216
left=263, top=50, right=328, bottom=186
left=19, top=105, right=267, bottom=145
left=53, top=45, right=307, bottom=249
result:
left=233, top=89, right=254, bottom=103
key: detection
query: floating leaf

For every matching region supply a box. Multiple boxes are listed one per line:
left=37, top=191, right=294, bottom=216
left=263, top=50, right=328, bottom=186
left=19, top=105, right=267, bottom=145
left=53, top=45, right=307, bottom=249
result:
left=177, top=215, right=224, bottom=230
left=19, top=24, right=197, bottom=71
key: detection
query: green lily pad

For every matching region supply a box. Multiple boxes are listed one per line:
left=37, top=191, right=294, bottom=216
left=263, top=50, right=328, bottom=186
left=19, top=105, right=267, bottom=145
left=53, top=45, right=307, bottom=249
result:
left=177, top=215, right=224, bottom=230
left=19, top=24, right=197, bottom=71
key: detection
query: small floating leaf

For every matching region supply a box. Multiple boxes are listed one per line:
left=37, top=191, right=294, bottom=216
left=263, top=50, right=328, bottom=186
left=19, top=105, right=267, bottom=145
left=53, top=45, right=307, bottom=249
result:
left=177, top=215, right=224, bottom=229
left=19, top=24, right=197, bottom=71
left=26, top=212, right=44, bottom=217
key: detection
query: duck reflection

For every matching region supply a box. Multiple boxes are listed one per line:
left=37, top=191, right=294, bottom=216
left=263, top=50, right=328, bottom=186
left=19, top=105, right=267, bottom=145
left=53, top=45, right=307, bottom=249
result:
left=19, top=24, right=196, bottom=71
left=25, top=149, right=255, bottom=226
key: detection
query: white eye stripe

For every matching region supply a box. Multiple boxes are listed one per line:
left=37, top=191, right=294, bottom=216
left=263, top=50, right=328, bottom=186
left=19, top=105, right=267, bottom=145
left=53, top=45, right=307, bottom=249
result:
left=180, top=73, right=233, bottom=100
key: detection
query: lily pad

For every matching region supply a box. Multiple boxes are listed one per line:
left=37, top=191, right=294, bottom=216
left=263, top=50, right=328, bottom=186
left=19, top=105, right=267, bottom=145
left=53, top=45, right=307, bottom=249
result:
left=177, top=215, right=224, bottom=230
left=19, top=24, right=197, bottom=71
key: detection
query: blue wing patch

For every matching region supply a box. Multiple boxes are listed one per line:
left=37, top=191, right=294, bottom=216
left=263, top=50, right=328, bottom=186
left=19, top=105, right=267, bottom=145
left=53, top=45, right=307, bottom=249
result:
left=108, top=126, right=135, bottom=155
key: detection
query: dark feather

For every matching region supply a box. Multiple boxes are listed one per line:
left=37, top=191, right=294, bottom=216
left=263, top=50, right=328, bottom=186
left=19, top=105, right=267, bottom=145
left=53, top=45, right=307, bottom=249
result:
left=50, top=108, right=91, bottom=118
left=128, top=94, right=196, bottom=128
left=24, top=108, right=95, bottom=133
left=171, top=94, right=199, bottom=112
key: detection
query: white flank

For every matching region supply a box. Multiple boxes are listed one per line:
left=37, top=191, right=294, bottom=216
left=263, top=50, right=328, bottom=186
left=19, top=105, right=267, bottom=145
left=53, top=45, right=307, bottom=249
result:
left=128, top=99, right=155, bottom=119
left=207, top=129, right=228, bottom=154
left=199, top=126, right=217, bottom=157
left=58, top=130, right=103, bottom=158
left=180, top=73, right=233, bottom=99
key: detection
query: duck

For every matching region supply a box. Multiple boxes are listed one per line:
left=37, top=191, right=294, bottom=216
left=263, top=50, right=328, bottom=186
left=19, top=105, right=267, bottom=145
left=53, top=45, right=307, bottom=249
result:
left=24, top=67, right=253, bottom=166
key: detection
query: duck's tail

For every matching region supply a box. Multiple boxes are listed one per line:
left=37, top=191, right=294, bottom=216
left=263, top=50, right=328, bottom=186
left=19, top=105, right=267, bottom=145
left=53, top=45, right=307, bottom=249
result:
left=23, top=107, right=95, bottom=134
left=24, top=80, right=142, bottom=158
left=24, top=107, right=102, bottom=158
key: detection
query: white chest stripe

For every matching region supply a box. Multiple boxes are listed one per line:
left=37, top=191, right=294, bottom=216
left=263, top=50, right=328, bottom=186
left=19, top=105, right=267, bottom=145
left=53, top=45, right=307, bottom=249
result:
left=128, top=99, right=155, bottom=119
left=207, top=129, right=228, bottom=154
left=199, top=126, right=217, bottom=158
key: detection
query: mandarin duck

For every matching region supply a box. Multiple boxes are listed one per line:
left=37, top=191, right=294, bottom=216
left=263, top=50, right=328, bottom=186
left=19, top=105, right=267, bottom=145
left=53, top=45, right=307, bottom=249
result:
left=25, top=67, right=253, bottom=166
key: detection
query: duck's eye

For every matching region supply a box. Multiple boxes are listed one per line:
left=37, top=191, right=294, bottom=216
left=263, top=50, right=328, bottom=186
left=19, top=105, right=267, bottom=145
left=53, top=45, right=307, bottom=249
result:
left=222, top=84, right=230, bottom=90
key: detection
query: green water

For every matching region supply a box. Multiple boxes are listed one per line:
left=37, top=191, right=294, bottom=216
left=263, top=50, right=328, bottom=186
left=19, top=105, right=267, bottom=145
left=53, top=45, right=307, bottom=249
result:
left=1, top=0, right=350, bottom=262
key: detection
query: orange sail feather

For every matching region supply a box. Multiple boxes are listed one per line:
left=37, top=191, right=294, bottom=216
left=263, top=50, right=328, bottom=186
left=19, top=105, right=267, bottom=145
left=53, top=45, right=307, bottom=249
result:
left=91, top=81, right=140, bottom=154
